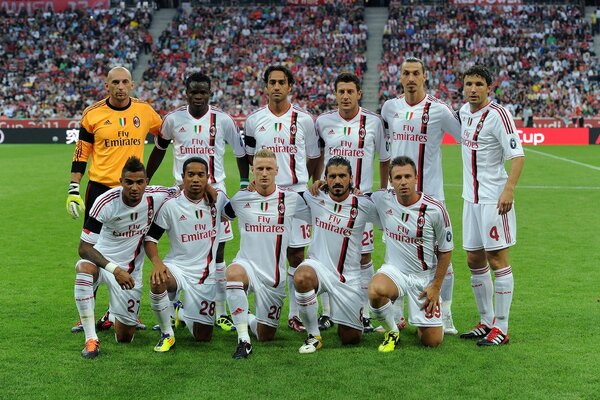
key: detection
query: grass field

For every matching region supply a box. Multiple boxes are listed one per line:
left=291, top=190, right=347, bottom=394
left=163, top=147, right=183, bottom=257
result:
left=1, top=144, right=599, bottom=399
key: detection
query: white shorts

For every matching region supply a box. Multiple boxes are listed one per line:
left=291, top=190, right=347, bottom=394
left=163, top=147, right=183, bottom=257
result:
left=301, top=259, right=363, bottom=331
left=218, top=219, right=234, bottom=243
left=230, top=258, right=286, bottom=328
left=360, top=223, right=374, bottom=254
left=78, top=260, right=143, bottom=327
left=376, top=264, right=442, bottom=328
left=462, top=200, right=517, bottom=251
left=166, top=263, right=216, bottom=328
left=288, top=217, right=312, bottom=248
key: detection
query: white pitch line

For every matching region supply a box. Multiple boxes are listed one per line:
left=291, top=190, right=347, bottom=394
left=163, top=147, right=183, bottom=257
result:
left=525, top=148, right=600, bottom=171
left=444, top=183, right=600, bottom=190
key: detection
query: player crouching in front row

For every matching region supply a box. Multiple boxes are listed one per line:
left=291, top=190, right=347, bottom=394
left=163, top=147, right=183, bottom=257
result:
left=368, top=156, right=454, bottom=351
left=144, top=157, right=228, bottom=352
left=73, top=157, right=174, bottom=358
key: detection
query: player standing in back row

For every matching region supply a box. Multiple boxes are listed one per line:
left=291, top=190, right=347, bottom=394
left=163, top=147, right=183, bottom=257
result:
left=459, top=65, right=524, bottom=346
left=244, top=65, right=321, bottom=332
left=380, top=57, right=461, bottom=334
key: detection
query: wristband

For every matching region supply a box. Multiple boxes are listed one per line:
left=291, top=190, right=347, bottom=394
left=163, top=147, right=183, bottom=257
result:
left=105, top=262, right=118, bottom=274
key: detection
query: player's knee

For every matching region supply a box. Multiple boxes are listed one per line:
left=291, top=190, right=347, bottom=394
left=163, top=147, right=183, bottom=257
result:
left=293, top=265, right=316, bottom=291
left=360, top=253, right=372, bottom=266
left=420, top=328, right=443, bottom=348
left=76, top=260, right=97, bottom=275
left=466, top=250, right=486, bottom=269
left=287, top=247, right=304, bottom=268
left=368, top=280, right=385, bottom=303
left=115, top=331, right=135, bottom=343
left=257, top=325, right=276, bottom=342
left=193, top=324, right=213, bottom=342
left=339, top=327, right=361, bottom=345
left=225, top=264, right=245, bottom=282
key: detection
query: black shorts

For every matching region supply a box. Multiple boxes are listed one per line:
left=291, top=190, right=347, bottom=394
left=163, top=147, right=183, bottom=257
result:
left=83, top=180, right=112, bottom=224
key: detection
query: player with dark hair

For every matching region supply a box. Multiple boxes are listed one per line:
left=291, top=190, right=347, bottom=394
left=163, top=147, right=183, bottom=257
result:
left=73, top=157, right=174, bottom=358
left=146, top=72, right=249, bottom=332
left=459, top=65, right=524, bottom=346
left=244, top=65, right=321, bottom=333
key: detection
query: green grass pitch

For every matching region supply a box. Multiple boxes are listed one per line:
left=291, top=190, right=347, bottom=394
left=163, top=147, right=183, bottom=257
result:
left=0, top=144, right=598, bottom=399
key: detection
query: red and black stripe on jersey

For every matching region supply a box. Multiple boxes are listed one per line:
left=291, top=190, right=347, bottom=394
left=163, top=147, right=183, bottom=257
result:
left=127, top=196, right=155, bottom=274
left=289, top=111, right=299, bottom=185
left=417, top=102, right=431, bottom=192
left=199, top=203, right=218, bottom=284
left=208, top=113, right=217, bottom=184
left=471, top=110, right=489, bottom=204
left=416, top=202, right=429, bottom=271
left=335, top=196, right=359, bottom=283
left=354, top=115, right=367, bottom=190
left=272, top=192, right=286, bottom=287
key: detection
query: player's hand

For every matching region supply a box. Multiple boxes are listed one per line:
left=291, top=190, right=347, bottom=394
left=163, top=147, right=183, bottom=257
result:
left=113, top=267, right=135, bottom=290
left=246, top=179, right=256, bottom=192
left=66, top=182, right=85, bottom=219
left=309, top=180, right=327, bottom=196
left=419, top=284, right=441, bottom=317
left=150, top=264, right=171, bottom=285
left=352, top=187, right=363, bottom=195
left=204, top=184, right=218, bottom=205
left=497, top=187, right=514, bottom=215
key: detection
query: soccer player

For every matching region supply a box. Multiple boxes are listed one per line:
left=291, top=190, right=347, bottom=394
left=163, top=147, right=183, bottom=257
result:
left=144, top=157, right=228, bottom=352
left=146, top=72, right=249, bottom=332
left=68, top=66, right=161, bottom=333
left=458, top=65, right=524, bottom=346
left=244, top=65, right=321, bottom=332
left=73, top=157, right=174, bottom=359
left=223, top=149, right=310, bottom=359
left=294, top=156, right=379, bottom=353
left=314, top=72, right=390, bottom=333
left=380, top=57, right=461, bottom=334
left=369, top=156, right=453, bottom=351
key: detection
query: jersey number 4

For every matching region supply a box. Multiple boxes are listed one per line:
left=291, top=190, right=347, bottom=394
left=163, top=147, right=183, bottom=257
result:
left=489, top=226, right=500, bottom=241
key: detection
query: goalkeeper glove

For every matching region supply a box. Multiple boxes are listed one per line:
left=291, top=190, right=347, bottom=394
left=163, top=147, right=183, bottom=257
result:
left=66, top=182, right=85, bottom=219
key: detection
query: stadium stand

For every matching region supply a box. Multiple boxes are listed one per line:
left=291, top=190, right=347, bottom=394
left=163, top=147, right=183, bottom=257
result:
left=378, top=2, right=600, bottom=122
left=0, top=6, right=153, bottom=118
left=135, top=3, right=368, bottom=119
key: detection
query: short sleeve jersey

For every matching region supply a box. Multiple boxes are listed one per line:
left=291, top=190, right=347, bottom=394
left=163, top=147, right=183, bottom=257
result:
left=159, top=105, right=245, bottom=187
left=459, top=101, right=524, bottom=204
left=228, top=187, right=309, bottom=287
left=316, top=107, right=390, bottom=192
left=244, top=105, right=320, bottom=192
left=81, top=185, right=174, bottom=280
left=146, top=190, right=228, bottom=283
left=304, top=191, right=379, bottom=284
left=381, top=95, right=461, bottom=200
left=73, top=98, right=162, bottom=187
left=372, top=190, right=453, bottom=275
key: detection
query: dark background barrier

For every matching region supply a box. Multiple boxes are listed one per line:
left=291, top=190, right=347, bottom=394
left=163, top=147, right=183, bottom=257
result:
left=0, top=128, right=155, bottom=145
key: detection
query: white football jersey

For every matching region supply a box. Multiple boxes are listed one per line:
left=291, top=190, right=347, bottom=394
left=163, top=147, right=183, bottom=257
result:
left=145, top=190, right=228, bottom=283
left=81, top=186, right=174, bottom=280
left=304, top=191, right=379, bottom=284
left=226, top=187, right=310, bottom=287
left=381, top=95, right=461, bottom=200
left=459, top=101, right=524, bottom=204
left=371, top=190, right=453, bottom=275
left=244, top=105, right=320, bottom=192
left=316, top=107, right=390, bottom=192
left=158, top=105, right=246, bottom=187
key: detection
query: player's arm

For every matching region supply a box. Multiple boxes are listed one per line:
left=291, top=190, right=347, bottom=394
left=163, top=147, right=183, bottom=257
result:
left=498, top=156, right=524, bottom=215
left=67, top=127, right=93, bottom=219
left=419, top=250, right=452, bottom=315
left=236, top=156, right=250, bottom=189
left=78, top=236, right=135, bottom=290
left=379, top=160, right=390, bottom=189
left=144, top=223, right=171, bottom=285
left=146, top=136, right=171, bottom=183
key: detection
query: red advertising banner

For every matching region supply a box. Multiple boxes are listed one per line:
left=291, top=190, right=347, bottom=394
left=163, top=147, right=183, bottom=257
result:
left=442, top=128, right=589, bottom=146
left=515, top=117, right=600, bottom=129
left=0, top=119, right=80, bottom=129
left=449, top=0, right=522, bottom=5
left=0, top=0, right=108, bottom=13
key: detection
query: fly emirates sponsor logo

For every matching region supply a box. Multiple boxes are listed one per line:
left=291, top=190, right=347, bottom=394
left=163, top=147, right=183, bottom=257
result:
left=261, top=137, right=297, bottom=154
left=245, top=215, right=285, bottom=233
left=181, top=223, right=218, bottom=242
left=315, top=215, right=352, bottom=237
left=392, top=124, right=427, bottom=143
left=385, top=225, right=423, bottom=245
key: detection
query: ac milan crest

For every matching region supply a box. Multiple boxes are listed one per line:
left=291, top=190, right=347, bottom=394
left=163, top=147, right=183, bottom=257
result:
left=210, top=126, right=216, bottom=137
left=422, top=112, right=429, bottom=124
left=211, top=206, right=217, bottom=218
left=290, top=124, right=297, bottom=136
left=278, top=202, right=286, bottom=215
left=417, top=215, right=425, bottom=228
left=133, top=116, right=140, bottom=128
left=358, top=127, right=366, bottom=139
left=350, top=206, right=358, bottom=218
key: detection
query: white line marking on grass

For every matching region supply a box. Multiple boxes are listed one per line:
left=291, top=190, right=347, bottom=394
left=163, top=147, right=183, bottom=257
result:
left=444, top=184, right=600, bottom=190
left=525, top=148, right=600, bottom=171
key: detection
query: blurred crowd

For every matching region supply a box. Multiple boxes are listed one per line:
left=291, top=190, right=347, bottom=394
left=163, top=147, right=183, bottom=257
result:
left=378, top=3, right=600, bottom=120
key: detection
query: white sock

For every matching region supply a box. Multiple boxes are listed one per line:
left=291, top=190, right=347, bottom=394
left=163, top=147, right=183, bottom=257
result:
left=493, top=266, right=514, bottom=334
left=226, top=281, right=250, bottom=343
left=370, top=300, right=398, bottom=333
left=394, top=296, right=405, bottom=323
left=470, top=265, right=494, bottom=328
left=75, top=273, right=97, bottom=341
left=296, top=289, right=320, bottom=337
left=215, top=262, right=227, bottom=317
left=248, top=314, right=258, bottom=339
left=150, top=290, right=174, bottom=336
left=360, top=261, right=374, bottom=319
left=320, top=293, right=331, bottom=316
left=441, top=263, right=454, bottom=315
left=287, top=266, right=298, bottom=318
